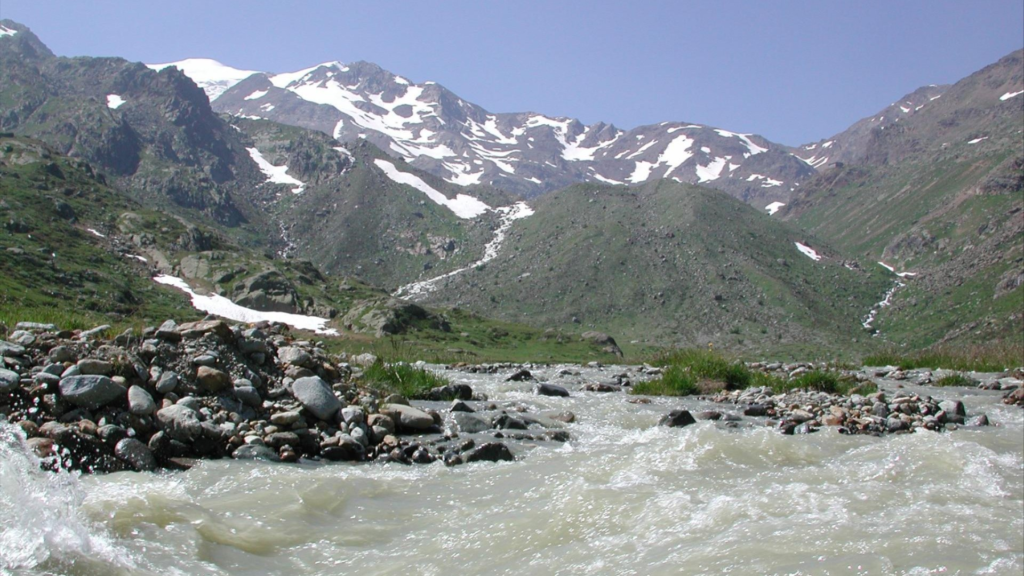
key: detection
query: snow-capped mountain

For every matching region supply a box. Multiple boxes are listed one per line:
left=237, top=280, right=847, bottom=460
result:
left=154, top=58, right=814, bottom=205
left=794, top=84, right=949, bottom=169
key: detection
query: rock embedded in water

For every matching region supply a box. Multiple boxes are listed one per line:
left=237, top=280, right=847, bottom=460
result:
left=743, top=404, right=770, bottom=417
left=659, top=410, right=697, bottom=428
left=505, top=368, right=534, bottom=382
left=291, top=376, right=342, bottom=421
left=462, top=442, right=515, bottom=464
left=59, top=375, right=124, bottom=409
left=535, top=383, right=570, bottom=397
left=452, top=412, right=492, bottom=434
left=381, top=403, right=435, bottom=432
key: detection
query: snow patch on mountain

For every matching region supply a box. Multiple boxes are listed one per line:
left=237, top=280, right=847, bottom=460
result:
left=795, top=242, right=822, bottom=261
left=247, top=147, right=306, bottom=194
left=106, top=95, right=125, bottom=109
left=154, top=275, right=337, bottom=335
left=374, top=159, right=490, bottom=219
left=765, top=201, right=785, bottom=215
left=147, top=58, right=259, bottom=101
left=714, top=129, right=767, bottom=156
left=0, top=26, right=18, bottom=38
left=999, top=90, right=1023, bottom=101
left=696, top=156, right=727, bottom=182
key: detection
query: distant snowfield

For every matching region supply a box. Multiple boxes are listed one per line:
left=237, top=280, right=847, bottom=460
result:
left=999, top=90, right=1023, bottom=101
left=765, top=201, right=785, bottom=215
left=878, top=261, right=917, bottom=278
left=967, top=136, right=988, bottom=145
left=795, top=242, right=822, bottom=261
left=374, top=159, right=490, bottom=218
left=147, top=59, right=259, bottom=100
left=247, top=147, right=306, bottom=194
left=106, top=94, right=126, bottom=109
left=0, top=25, right=17, bottom=37
left=394, top=202, right=534, bottom=299
left=154, top=275, right=338, bottom=335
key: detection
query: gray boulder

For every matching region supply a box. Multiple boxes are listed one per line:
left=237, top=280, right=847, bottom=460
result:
left=452, top=412, right=492, bottom=434
left=156, top=404, right=203, bottom=442
left=114, top=438, right=156, bottom=472
left=382, top=403, right=435, bottom=431
left=0, top=368, right=20, bottom=393
left=59, top=375, right=125, bottom=409
left=127, top=385, right=156, bottom=415
left=291, top=376, right=342, bottom=421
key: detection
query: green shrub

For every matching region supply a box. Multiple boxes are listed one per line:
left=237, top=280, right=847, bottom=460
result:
left=652, top=348, right=751, bottom=389
left=934, top=374, right=973, bottom=387
left=631, top=364, right=699, bottom=396
left=360, top=360, right=450, bottom=399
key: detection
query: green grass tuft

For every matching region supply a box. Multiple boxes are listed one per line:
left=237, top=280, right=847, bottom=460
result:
left=863, top=342, right=1021, bottom=372
left=360, top=359, right=451, bottom=399
left=933, top=374, right=974, bottom=387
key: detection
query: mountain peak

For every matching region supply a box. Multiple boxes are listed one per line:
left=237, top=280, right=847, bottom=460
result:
left=0, top=20, right=55, bottom=61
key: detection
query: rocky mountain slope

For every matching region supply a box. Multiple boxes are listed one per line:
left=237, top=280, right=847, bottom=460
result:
left=156, top=58, right=815, bottom=206
left=782, top=49, right=1024, bottom=347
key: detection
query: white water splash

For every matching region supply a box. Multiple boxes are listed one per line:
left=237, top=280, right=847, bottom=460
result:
left=0, top=421, right=136, bottom=573
left=395, top=202, right=534, bottom=299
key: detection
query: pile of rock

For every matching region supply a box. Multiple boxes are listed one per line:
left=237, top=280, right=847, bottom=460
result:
left=0, top=319, right=522, bottom=473
left=707, top=386, right=990, bottom=435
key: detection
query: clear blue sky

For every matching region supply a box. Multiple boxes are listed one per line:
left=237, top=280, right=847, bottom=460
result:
left=2, top=1, right=1021, bottom=146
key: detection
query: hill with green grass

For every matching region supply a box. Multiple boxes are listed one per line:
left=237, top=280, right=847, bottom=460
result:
left=404, top=178, right=892, bottom=357
left=782, top=49, right=1024, bottom=348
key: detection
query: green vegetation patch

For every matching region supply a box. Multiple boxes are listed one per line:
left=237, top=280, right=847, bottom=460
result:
left=862, top=342, right=1021, bottom=372
left=360, top=359, right=451, bottom=399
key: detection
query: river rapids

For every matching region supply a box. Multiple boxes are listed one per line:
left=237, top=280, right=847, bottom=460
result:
left=2, top=364, right=1022, bottom=575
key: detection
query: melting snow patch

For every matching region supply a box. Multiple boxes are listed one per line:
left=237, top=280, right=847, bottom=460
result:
left=967, top=137, right=988, bottom=145
left=86, top=228, right=106, bottom=238
left=765, top=202, right=785, bottom=215
left=125, top=254, right=148, bottom=263
left=154, top=275, right=338, bottom=335
left=696, top=157, right=727, bottom=182
left=795, top=242, right=822, bottom=261
left=244, top=89, right=268, bottom=100
left=999, top=90, right=1023, bottom=101
left=106, top=95, right=126, bottom=109
left=878, top=261, right=917, bottom=277
left=375, top=159, right=490, bottom=218
left=0, top=25, right=18, bottom=37
left=247, top=147, right=306, bottom=194
left=714, top=129, right=767, bottom=155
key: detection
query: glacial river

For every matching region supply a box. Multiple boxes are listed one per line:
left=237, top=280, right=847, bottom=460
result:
left=2, top=365, right=1022, bottom=575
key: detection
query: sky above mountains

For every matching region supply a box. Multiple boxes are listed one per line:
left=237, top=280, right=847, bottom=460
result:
left=2, top=0, right=1021, bottom=146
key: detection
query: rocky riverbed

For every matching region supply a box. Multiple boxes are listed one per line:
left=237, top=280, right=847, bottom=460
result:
left=1, top=319, right=1021, bottom=475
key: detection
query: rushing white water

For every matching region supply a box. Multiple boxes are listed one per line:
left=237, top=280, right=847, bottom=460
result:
left=2, top=367, right=1022, bottom=575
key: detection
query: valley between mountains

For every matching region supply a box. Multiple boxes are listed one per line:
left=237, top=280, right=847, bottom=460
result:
left=0, top=19, right=1021, bottom=360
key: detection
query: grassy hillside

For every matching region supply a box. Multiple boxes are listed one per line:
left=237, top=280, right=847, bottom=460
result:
left=784, top=50, right=1023, bottom=348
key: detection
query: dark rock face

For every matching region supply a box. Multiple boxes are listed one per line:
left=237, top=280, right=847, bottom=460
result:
left=658, top=410, right=697, bottom=428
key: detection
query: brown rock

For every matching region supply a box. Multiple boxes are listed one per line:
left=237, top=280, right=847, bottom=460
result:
left=196, top=366, right=231, bottom=393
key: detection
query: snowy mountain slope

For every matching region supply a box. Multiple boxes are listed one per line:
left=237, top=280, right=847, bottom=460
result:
left=158, top=58, right=814, bottom=205
left=147, top=58, right=259, bottom=101
left=794, top=84, right=949, bottom=169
